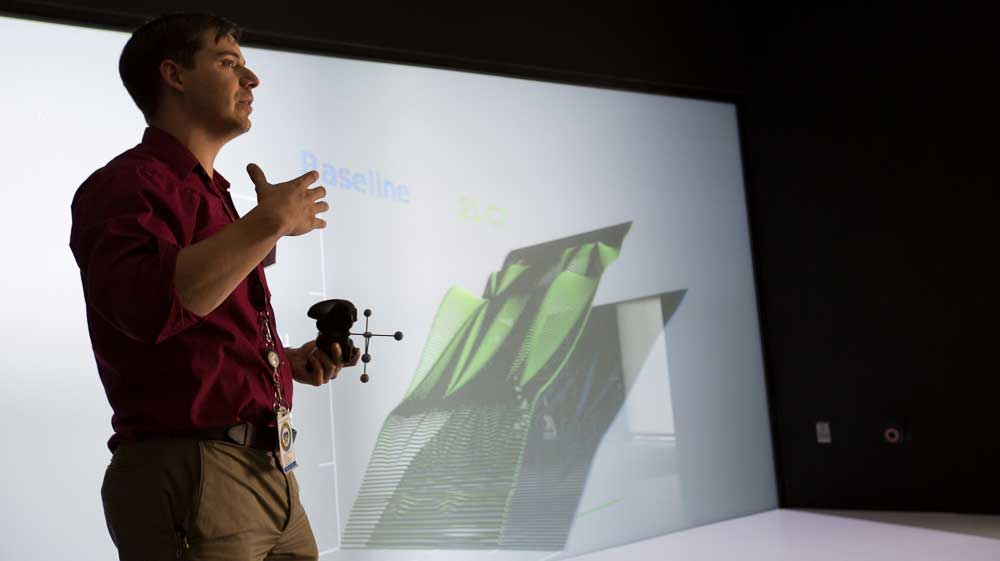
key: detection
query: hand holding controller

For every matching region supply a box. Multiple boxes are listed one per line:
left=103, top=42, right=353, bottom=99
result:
left=307, top=299, right=358, bottom=367
left=307, top=299, right=403, bottom=383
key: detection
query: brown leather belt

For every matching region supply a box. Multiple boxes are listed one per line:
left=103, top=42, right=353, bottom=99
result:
left=200, top=422, right=280, bottom=451
left=139, top=422, right=296, bottom=452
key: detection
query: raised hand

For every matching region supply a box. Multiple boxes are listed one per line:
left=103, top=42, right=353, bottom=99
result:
left=246, top=163, right=329, bottom=237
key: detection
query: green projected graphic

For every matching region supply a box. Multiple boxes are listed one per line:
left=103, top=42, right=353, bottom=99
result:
left=343, top=223, right=685, bottom=550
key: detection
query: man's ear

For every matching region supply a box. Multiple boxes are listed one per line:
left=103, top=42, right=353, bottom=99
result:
left=159, top=59, right=185, bottom=94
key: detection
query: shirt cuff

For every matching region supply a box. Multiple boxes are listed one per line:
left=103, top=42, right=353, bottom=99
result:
left=153, top=238, right=205, bottom=343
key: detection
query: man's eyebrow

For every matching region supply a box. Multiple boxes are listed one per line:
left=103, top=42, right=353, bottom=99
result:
left=214, top=50, right=246, bottom=65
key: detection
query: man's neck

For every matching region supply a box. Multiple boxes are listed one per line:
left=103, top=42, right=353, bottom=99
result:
left=148, top=118, right=228, bottom=179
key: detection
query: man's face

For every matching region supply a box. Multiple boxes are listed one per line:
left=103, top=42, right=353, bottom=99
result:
left=178, top=30, right=258, bottom=137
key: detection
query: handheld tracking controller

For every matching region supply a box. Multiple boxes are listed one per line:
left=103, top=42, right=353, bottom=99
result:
left=307, top=299, right=403, bottom=383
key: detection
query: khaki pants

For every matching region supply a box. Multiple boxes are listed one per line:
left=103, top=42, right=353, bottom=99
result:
left=101, top=436, right=319, bottom=560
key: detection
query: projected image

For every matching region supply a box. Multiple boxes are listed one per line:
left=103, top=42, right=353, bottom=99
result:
left=0, top=15, right=777, bottom=561
left=342, top=223, right=684, bottom=550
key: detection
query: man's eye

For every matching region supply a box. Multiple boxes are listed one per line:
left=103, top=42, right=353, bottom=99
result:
left=222, top=60, right=236, bottom=68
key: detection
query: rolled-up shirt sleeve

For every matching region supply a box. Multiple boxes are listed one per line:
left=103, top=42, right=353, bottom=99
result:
left=70, top=167, right=204, bottom=344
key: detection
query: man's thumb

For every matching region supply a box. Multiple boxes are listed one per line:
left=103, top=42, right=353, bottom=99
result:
left=246, top=163, right=268, bottom=190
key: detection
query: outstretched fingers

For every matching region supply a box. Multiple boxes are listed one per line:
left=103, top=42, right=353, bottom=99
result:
left=307, top=185, right=327, bottom=201
left=296, top=170, right=320, bottom=187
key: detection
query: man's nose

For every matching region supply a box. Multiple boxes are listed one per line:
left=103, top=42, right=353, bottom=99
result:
left=241, top=68, right=259, bottom=90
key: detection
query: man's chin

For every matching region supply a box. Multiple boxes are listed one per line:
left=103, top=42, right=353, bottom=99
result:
left=221, top=117, right=251, bottom=137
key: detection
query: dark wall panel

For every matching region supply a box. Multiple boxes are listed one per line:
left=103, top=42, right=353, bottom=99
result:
left=742, top=5, right=998, bottom=511
left=3, top=0, right=751, bottom=96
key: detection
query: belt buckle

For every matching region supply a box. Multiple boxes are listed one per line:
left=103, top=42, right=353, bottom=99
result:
left=225, top=423, right=254, bottom=447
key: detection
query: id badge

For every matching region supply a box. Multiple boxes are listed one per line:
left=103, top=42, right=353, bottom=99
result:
left=276, top=410, right=298, bottom=473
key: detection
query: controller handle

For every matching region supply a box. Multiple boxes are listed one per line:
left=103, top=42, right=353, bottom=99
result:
left=307, top=299, right=357, bottom=364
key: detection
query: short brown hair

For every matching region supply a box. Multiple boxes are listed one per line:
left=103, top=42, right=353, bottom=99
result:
left=119, top=12, right=242, bottom=121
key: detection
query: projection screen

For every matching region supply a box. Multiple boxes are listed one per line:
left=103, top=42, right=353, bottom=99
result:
left=0, top=14, right=776, bottom=560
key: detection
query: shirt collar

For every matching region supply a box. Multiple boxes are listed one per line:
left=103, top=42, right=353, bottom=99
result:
left=141, top=126, right=231, bottom=191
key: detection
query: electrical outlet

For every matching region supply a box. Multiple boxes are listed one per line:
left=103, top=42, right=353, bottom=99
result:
left=816, top=421, right=832, bottom=444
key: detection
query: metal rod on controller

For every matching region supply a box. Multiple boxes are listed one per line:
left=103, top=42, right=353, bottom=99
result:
left=345, top=308, right=403, bottom=384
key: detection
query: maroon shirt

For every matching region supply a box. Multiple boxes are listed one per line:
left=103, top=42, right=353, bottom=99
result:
left=69, top=126, right=292, bottom=452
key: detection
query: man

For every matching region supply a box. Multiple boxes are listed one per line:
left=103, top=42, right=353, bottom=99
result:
left=68, top=12, right=356, bottom=560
